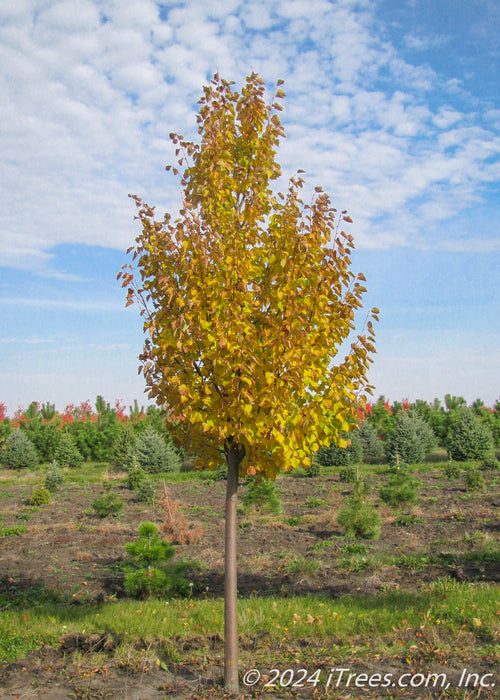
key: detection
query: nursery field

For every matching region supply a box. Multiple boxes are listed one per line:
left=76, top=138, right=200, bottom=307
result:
left=0, top=460, right=499, bottom=699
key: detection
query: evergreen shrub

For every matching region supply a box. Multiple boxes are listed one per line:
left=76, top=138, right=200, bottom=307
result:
left=337, top=481, right=381, bottom=540
left=44, top=461, right=64, bottom=492
left=315, top=431, right=363, bottom=468
left=380, top=470, right=419, bottom=506
left=123, top=521, right=190, bottom=598
left=29, top=486, right=51, bottom=506
left=447, top=409, right=494, bottom=461
left=241, top=477, right=281, bottom=515
left=358, top=420, right=385, bottom=463
left=463, top=468, right=485, bottom=491
left=132, top=427, right=181, bottom=473
left=55, top=433, right=83, bottom=469
left=385, top=409, right=435, bottom=465
left=91, top=489, right=123, bottom=518
left=1, top=430, right=38, bottom=470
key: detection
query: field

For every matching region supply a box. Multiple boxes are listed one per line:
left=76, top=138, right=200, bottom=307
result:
left=0, top=460, right=499, bottom=699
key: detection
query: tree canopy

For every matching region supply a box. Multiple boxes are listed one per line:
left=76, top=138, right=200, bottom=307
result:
left=120, top=72, right=377, bottom=479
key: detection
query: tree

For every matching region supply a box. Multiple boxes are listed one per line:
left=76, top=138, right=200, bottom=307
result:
left=120, top=72, right=377, bottom=693
left=447, top=407, right=494, bottom=461
left=385, top=408, right=436, bottom=465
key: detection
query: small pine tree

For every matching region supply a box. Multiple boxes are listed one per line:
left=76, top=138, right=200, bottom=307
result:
left=44, top=461, right=64, bottom=492
left=29, top=485, right=51, bottom=506
left=123, top=521, right=190, bottom=598
left=241, top=477, right=281, bottom=515
left=91, top=489, right=124, bottom=518
left=463, top=467, right=485, bottom=491
left=337, top=481, right=381, bottom=540
left=447, top=408, right=493, bottom=461
left=133, top=427, right=181, bottom=473
left=379, top=470, right=419, bottom=506
left=55, top=432, right=83, bottom=468
left=1, top=430, right=38, bottom=470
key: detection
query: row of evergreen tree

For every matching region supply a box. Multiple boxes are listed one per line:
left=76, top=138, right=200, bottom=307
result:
left=0, top=394, right=498, bottom=470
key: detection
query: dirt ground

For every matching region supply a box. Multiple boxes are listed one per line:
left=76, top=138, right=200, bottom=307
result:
left=0, top=467, right=499, bottom=698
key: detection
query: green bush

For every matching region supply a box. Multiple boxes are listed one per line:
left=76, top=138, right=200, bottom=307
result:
left=29, top=486, right=51, bottom=506
left=480, top=456, right=499, bottom=471
left=447, top=408, right=494, bottom=461
left=339, top=464, right=358, bottom=483
left=1, top=430, right=38, bottom=470
left=337, top=481, right=381, bottom=540
left=358, top=420, right=385, bottom=463
left=443, top=461, right=460, bottom=480
left=305, top=457, right=322, bottom=477
left=315, top=430, right=363, bottom=468
left=123, top=522, right=190, bottom=599
left=241, top=477, right=281, bottom=515
left=385, top=409, right=435, bottom=465
left=44, top=461, right=64, bottom=492
left=55, top=432, right=83, bottom=469
left=132, top=427, right=181, bottom=473
left=379, top=470, right=419, bottom=506
left=135, top=479, right=156, bottom=504
left=91, top=489, right=123, bottom=518
left=126, top=465, right=147, bottom=490
left=213, top=463, right=228, bottom=481
left=463, top=468, right=485, bottom=491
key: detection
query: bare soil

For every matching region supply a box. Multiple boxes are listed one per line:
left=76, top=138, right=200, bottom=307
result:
left=0, top=467, right=499, bottom=699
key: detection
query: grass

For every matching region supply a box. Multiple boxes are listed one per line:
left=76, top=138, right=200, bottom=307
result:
left=0, top=584, right=498, bottom=664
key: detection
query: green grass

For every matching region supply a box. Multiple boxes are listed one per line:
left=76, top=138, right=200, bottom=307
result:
left=0, top=584, right=498, bottom=665
left=0, top=523, right=27, bottom=537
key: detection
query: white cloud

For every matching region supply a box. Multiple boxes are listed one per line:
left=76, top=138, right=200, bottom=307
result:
left=0, top=0, right=498, bottom=273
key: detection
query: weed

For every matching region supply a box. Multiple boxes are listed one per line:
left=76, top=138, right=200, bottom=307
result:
left=393, top=513, right=424, bottom=526
left=341, top=542, right=372, bottom=555
left=0, top=524, right=27, bottom=537
left=284, top=555, right=320, bottom=576
left=393, top=553, right=429, bottom=572
left=463, top=530, right=486, bottom=545
left=304, top=496, right=328, bottom=508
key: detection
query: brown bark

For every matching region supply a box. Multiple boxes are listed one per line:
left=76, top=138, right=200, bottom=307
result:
left=224, top=439, right=245, bottom=695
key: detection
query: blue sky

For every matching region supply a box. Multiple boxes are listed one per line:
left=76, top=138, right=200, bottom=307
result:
left=1, top=0, right=499, bottom=414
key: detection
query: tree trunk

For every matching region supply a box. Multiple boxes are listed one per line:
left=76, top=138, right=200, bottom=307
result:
left=224, top=439, right=245, bottom=695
